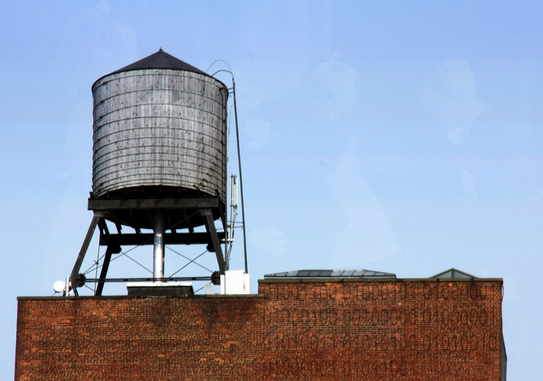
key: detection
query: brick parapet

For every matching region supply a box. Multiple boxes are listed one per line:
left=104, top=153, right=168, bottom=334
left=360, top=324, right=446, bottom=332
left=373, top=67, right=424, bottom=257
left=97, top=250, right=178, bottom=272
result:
left=16, top=279, right=503, bottom=380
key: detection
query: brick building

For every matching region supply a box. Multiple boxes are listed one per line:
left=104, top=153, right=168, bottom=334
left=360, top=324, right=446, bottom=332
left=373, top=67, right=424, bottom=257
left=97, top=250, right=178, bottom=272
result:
left=15, top=269, right=506, bottom=380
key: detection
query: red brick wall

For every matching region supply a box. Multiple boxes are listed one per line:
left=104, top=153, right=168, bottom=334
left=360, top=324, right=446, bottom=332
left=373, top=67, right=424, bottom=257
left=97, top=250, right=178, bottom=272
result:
left=15, top=279, right=503, bottom=380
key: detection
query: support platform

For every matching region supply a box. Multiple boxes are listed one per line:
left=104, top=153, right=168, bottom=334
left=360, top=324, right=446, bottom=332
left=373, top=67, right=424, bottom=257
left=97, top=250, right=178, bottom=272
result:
left=69, top=196, right=228, bottom=296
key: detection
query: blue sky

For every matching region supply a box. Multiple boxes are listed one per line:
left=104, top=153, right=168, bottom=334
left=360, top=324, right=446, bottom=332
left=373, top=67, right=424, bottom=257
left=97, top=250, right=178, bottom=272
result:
left=1, top=1, right=542, bottom=379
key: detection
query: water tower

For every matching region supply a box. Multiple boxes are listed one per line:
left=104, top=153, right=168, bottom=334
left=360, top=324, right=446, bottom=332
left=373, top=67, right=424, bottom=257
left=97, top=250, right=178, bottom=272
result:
left=67, top=49, right=244, bottom=296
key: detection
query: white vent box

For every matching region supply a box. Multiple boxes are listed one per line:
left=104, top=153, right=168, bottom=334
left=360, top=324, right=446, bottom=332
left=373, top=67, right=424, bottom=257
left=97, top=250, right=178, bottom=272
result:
left=220, top=270, right=251, bottom=295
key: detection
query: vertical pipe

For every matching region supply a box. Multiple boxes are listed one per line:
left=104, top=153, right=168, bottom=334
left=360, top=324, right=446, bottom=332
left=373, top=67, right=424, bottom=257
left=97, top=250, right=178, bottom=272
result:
left=232, top=80, right=249, bottom=274
left=153, top=210, right=165, bottom=282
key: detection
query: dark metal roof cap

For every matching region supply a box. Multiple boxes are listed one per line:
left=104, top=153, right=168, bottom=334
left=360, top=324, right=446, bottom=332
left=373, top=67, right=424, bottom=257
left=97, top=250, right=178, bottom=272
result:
left=110, top=48, right=207, bottom=76
left=264, top=269, right=397, bottom=279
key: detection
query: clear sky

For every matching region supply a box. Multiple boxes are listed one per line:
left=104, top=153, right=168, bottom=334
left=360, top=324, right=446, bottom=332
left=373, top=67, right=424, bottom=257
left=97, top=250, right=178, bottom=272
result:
left=1, top=1, right=542, bottom=379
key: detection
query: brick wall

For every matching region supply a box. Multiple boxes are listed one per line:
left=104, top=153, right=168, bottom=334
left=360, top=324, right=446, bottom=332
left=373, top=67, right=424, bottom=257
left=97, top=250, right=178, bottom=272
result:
left=15, top=279, right=503, bottom=380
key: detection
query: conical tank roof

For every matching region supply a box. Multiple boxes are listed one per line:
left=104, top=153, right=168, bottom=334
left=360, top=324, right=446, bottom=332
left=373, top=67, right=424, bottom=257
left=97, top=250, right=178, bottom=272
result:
left=93, top=48, right=209, bottom=89
left=114, top=48, right=207, bottom=74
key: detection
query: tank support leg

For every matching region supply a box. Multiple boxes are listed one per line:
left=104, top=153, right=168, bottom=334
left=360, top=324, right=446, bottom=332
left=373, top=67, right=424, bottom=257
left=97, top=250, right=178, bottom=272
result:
left=94, top=216, right=121, bottom=296
left=200, top=209, right=226, bottom=272
left=94, top=243, right=121, bottom=296
left=70, top=211, right=107, bottom=295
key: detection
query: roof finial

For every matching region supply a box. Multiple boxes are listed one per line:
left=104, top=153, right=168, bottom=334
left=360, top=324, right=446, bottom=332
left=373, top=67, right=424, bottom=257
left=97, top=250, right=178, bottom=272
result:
left=159, top=46, right=163, bottom=51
